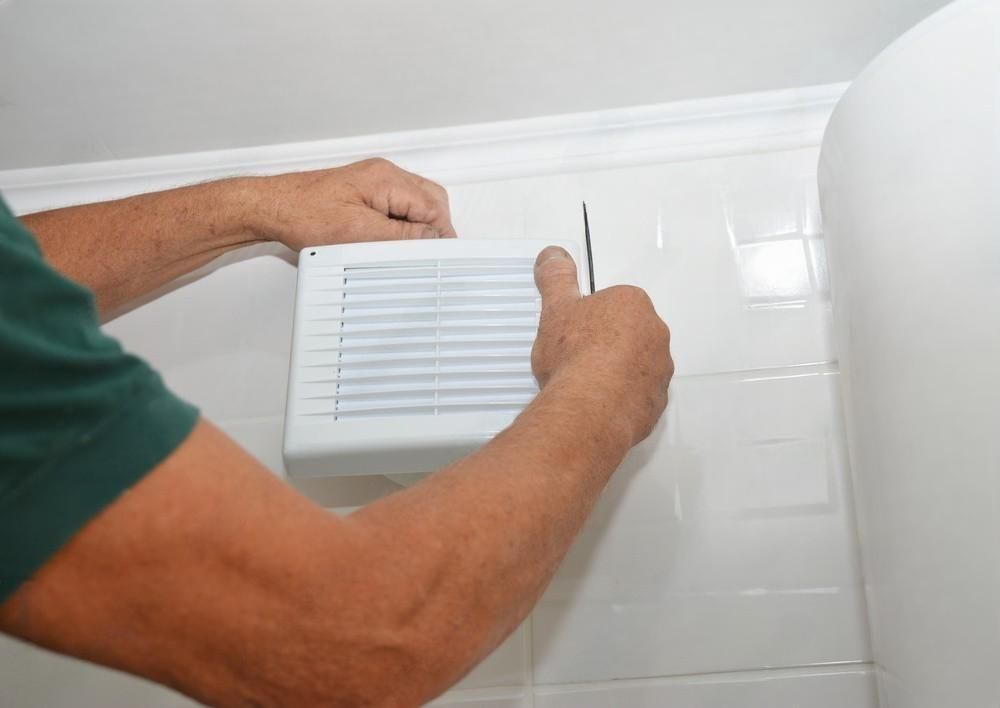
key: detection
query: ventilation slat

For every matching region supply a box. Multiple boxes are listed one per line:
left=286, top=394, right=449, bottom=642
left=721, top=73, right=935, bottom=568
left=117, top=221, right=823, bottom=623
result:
left=306, top=278, right=536, bottom=295
left=299, top=370, right=537, bottom=386
left=305, top=336, right=536, bottom=354
left=295, top=255, right=541, bottom=421
left=303, top=322, right=538, bottom=338
left=306, top=293, right=539, bottom=308
left=304, top=352, right=531, bottom=369
left=302, top=400, right=532, bottom=420
left=300, top=383, right=538, bottom=401
left=310, top=259, right=533, bottom=277
left=305, top=309, right=539, bottom=325
left=336, top=351, right=532, bottom=366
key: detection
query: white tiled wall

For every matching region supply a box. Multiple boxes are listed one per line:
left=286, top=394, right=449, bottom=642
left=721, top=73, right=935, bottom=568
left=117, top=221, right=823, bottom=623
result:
left=0, top=636, right=194, bottom=708
left=531, top=369, right=867, bottom=685
left=533, top=667, right=877, bottom=708
left=0, top=145, right=875, bottom=706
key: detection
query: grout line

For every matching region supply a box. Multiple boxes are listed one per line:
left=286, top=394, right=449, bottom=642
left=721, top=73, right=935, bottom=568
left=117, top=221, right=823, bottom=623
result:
left=213, top=363, right=842, bottom=430
left=531, top=661, right=877, bottom=694
left=524, top=615, right=536, bottom=708
left=671, top=360, right=839, bottom=383
left=431, top=686, right=527, bottom=705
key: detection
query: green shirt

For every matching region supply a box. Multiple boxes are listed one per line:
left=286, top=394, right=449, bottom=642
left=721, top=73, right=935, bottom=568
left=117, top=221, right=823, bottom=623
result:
left=0, top=196, right=198, bottom=602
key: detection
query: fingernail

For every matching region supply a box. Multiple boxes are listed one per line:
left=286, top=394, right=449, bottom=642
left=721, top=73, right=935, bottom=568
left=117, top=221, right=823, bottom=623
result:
left=535, top=246, right=570, bottom=267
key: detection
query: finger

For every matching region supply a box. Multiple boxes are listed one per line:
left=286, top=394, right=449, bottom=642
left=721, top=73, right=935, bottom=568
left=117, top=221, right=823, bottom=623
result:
left=534, top=246, right=581, bottom=315
left=345, top=208, right=442, bottom=242
left=380, top=180, right=455, bottom=238
left=400, top=169, right=458, bottom=238
left=393, top=178, right=457, bottom=238
left=367, top=162, right=457, bottom=238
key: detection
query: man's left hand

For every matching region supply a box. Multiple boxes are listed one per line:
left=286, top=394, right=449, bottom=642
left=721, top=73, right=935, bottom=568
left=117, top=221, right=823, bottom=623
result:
left=244, top=158, right=457, bottom=250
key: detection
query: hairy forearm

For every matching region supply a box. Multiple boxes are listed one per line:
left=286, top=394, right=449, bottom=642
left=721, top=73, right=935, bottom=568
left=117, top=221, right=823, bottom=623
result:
left=19, top=159, right=459, bottom=319
left=21, top=179, right=263, bottom=315
left=0, top=375, right=634, bottom=708
left=343, top=372, right=633, bottom=703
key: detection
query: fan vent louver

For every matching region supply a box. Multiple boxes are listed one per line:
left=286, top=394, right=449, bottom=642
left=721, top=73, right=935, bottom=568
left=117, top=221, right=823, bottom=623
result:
left=283, top=239, right=584, bottom=478
left=299, top=258, right=541, bottom=420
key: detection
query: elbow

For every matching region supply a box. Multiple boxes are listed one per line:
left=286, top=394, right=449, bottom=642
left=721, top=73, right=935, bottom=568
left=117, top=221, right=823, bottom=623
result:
left=325, top=520, right=494, bottom=707
left=335, top=608, right=484, bottom=708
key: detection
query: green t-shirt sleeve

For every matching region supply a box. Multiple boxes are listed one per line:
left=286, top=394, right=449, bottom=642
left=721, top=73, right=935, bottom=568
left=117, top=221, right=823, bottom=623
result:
left=0, top=196, right=199, bottom=602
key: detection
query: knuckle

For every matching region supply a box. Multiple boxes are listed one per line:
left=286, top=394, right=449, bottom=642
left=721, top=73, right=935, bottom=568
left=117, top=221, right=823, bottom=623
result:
left=422, top=203, right=440, bottom=222
left=363, top=157, right=394, bottom=171
left=420, top=177, right=448, bottom=198
left=658, top=318, right=671, bottom=343
left=609, top=284, right=651, bottom=305
left=628, top=285, right=654, bottom=305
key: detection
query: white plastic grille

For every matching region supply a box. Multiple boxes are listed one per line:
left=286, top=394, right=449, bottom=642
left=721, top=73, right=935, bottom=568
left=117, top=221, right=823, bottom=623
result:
left=295, top=257, right=541, bottom=420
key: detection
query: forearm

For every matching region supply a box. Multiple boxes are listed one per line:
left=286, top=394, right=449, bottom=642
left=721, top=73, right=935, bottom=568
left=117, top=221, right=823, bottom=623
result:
left=344, top=372, right=633, bottom=701
left=21, top=178, right=263, bottom=315
left=20, top=159, right=458, bottom=318
left=0, top=381, right=632, bottom=708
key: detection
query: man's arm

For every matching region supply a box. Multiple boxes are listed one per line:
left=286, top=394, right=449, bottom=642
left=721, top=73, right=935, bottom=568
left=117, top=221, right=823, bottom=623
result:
left=0, top=249, right=672, bottom=707
left=20, top=158, right=456, bottom=316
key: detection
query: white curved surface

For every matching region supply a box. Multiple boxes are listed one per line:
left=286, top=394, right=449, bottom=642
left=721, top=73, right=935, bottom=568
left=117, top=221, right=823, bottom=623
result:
left=819, top=1, right=1000, bottom=705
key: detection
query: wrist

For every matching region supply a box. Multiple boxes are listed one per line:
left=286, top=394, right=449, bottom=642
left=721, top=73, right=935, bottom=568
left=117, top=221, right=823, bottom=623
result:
left=530, top=368, right=636, bottom=470
left=216, top=176, right=279, bottom=245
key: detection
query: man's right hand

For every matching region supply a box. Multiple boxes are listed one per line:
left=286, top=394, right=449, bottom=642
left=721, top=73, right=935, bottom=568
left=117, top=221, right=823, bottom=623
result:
left=0, top=243, right=674, bottom=708
left=531, top=246, right=673, bottom=447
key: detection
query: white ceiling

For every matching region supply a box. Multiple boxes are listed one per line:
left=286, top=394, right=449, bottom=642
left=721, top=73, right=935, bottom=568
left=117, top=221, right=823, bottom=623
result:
left=0, top=0, right=949, bottom=170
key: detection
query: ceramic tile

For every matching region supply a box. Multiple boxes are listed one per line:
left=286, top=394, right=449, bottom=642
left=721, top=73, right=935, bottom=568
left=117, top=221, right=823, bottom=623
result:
left=219, top=416, right=287, bottom=474
left=531, top=369, right=870, bottom=684
left=430, top=689, right=528, bottom=708
left=448, top=622, right=531, bottom=689
left=580, top=149, right=833, bottom=377
left=736, top=239, right=813, bottom=305
left=452, top=625, right=529, bottom=691
left=533, top=667, right=877, bottom=708
left=431, top=699, right=526, bottom=708
left=722, top=177, right=822, bottom=244
left=0, top=631, right=526, bottom=708
left=448, top=174, right=584, bottom=246
left=103, top=246, right=298, bottom=423
left=0, top=636, right=196, bottom=707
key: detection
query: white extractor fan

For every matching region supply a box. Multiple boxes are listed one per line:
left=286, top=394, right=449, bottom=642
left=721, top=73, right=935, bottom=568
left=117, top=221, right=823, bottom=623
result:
left=282, top=235, right=590, bottom=478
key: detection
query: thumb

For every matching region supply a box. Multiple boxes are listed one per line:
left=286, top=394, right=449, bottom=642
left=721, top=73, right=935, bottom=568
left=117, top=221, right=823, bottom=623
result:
left=534, top=246, right=581, bottom=315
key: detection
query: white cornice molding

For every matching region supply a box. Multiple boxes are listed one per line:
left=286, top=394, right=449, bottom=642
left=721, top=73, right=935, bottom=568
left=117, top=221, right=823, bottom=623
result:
left=0, top=83, right=847, bottom=214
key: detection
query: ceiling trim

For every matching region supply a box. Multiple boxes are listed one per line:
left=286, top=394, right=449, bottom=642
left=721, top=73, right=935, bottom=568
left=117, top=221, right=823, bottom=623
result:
left=0, top=83, right=847, bottom=214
